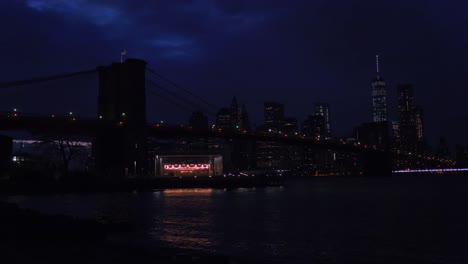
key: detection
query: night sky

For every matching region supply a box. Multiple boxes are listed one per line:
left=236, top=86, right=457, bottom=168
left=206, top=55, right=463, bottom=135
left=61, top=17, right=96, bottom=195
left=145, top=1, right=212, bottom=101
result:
left=1, top=0, right=468, bottom=147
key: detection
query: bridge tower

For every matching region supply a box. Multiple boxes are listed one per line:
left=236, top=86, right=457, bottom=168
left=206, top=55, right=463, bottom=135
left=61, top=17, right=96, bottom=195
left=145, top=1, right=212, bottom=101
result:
left=94, top=58, right=148, bottom=177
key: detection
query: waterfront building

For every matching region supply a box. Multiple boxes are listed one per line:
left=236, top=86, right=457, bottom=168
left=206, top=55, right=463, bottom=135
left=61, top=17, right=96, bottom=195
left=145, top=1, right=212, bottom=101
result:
left=155, top=155, right=223, bottom=177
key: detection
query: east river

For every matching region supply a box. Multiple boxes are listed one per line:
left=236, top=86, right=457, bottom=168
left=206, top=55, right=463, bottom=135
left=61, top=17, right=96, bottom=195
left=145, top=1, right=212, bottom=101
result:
left=5, top=175, right=468, bottom=263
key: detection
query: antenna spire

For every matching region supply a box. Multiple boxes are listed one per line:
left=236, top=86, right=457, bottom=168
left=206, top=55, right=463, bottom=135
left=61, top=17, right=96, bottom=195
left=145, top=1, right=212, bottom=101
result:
left=376, top=54, right=380, bottom=75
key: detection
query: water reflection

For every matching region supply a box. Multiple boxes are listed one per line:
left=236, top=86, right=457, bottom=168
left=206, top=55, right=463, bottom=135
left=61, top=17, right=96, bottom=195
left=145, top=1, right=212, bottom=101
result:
left=150, top=188, right=218, bottom=251
left=161, top=188, right=213, bottom=196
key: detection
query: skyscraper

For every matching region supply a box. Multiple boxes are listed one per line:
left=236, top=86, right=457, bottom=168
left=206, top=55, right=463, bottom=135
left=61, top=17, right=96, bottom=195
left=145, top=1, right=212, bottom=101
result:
left=397, top=84, right=417, bottom=152
left=415, top=106, right=424, bottom=142
left=314, top=103, right=331, bottom=137
left=371, top=55, right=388, bottom=123
left=391, top=121, right=400, bottom=151
left=264, top=102, right=284, bottom=131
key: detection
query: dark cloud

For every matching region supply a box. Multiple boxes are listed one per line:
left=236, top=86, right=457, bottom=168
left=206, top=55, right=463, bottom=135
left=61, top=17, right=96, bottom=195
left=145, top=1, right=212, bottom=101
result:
left=1, top=0, right=468, bottom=146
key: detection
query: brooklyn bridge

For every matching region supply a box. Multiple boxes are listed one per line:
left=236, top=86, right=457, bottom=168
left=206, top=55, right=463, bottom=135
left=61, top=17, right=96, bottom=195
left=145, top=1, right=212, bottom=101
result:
left=0, top=58, right=453, bottom=181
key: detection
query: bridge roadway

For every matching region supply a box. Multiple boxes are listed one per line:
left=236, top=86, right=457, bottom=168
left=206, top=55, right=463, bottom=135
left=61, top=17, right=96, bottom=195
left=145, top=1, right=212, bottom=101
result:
left=0, top=113, right=380, bottom=153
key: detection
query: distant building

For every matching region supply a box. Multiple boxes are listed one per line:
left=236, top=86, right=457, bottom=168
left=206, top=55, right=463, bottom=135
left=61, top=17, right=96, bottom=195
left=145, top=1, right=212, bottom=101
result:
left=391, top=121, right=400, bottom=151
left=256, top=102, right=289, bottom=169
left=240, top=104, right=250, bottom=131
left=230, top=97, right=241, bottom=129
left=415, top=106, right=424, bottom=142
left=371, top=55, right=388, bottom=123
left=216, top=97, right=251, bottom=132
left=228, top=139, right=256, bottom=171
left=314, top=103, right=331, bottom=137
left=264, top=102, right=284, bottom=131
left=283, top=117, right=298, bottom=135
left=354, top=122, right=388, bottom=148
left=301, top=115, right=325, bottom=140
left=414, top=106, right=427, bottom=154
left=437, top=137, right=450, bottom=159
left=397, top=84, right=418, bottom=153
left=256, top=141, right=290, bottom=169
left=213, top=97, right=253, bottom=171
left=215, top=107, right=232, bottom=130
left=392, top=121, right=400, bottom=140
left=189, top=111, right=208, bottom=131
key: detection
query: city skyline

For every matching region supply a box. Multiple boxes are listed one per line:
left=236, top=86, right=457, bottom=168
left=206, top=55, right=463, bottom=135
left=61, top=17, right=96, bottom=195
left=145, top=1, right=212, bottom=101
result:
left=1, top=1, right=468, bottom=147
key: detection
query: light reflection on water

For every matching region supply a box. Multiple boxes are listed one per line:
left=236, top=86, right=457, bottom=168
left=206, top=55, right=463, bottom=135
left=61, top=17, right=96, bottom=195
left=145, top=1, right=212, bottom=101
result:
left=161, top=188, right=213, bottom=196
left=151, top=188, right=218, bottom=251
